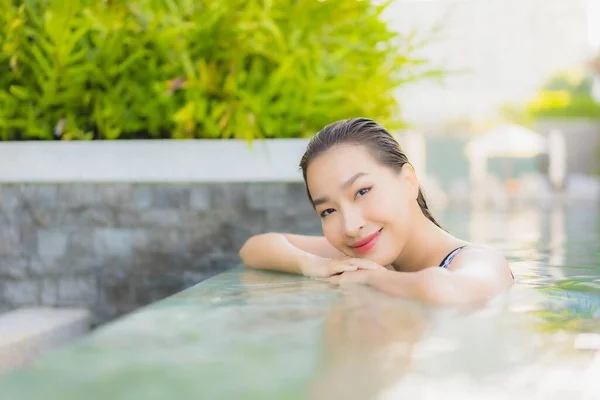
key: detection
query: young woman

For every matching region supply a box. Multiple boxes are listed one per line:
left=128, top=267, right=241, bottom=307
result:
left=239, top=118, right=514, bottom=305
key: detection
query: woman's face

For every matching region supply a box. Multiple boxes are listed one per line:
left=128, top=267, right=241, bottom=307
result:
left=306, top=144, right=419, bottom=266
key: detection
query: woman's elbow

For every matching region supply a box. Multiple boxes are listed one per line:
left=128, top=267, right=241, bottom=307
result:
left=238, top=236, right=257, bottom=268
left=238, top=233, right=272, bottom=268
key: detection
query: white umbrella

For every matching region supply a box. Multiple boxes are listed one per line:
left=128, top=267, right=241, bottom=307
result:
left=465, top=124, right=549, bottom=187
left=466, top=124, right=548, bottom=158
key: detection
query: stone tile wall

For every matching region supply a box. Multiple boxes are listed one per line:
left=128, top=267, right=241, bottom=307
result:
left=0, top=183, right=320, bottom=324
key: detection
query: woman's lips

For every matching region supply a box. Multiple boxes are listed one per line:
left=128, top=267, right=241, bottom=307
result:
left=351, top=229, right=382, bottom=254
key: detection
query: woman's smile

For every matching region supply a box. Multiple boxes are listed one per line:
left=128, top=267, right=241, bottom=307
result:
left=351, top=228, right=383, bottom=254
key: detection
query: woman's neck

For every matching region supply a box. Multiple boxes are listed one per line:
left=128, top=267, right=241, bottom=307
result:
left=391, top=215, right=465, bottom=272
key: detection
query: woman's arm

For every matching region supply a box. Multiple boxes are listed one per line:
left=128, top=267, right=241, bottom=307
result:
left=329, top=246, right=514, bottom=305
left=238, top=233, right=348, bottom=276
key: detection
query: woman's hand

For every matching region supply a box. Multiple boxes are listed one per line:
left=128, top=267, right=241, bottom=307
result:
left=323, top=270, right=373, bottom=285
left=300, top=256, right=388, bottom=278
left=323, top=259, right=389, bottom=285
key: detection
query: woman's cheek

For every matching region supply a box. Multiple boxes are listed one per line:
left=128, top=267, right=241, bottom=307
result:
left=322, top=218, right=341, bottom=248
left=369, top=192, right=396, bottom=219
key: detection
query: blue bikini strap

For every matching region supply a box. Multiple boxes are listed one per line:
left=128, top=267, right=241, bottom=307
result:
left=439, top=246, right=467, bottom=269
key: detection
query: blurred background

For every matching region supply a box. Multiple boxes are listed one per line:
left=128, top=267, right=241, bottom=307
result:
left=0, top=0, right=598, bottom=328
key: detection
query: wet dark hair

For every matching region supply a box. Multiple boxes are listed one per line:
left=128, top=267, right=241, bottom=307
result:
left=299, top=117, right=443, bottom=229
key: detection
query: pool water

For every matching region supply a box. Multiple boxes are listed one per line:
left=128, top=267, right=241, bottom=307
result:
left=0, top=204, right=598, bottom=399
left=378, top=204, right=600, bottom=398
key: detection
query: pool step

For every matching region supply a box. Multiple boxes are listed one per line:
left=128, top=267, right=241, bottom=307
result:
left=0, top=308, right=91, bottom=376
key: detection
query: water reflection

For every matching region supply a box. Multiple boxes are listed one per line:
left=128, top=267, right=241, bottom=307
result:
left=310, top=286, right=429, bottom=400
left=549, top=205, right=566, bottom=271
left=450, top=204, right=600, bottom=332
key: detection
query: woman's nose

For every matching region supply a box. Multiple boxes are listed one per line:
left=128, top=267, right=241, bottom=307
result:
left=342, top=209, right=366, bottom=238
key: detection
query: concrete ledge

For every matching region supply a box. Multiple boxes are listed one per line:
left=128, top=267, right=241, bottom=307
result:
left=0, top=134, right=417, bottom=183
left=0, top=139, right=311, bottom=183
left=0, top=308, right=91, bottom=375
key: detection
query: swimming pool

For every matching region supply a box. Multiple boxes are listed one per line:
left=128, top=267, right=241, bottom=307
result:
left=0, top=204, right=598, bottom=399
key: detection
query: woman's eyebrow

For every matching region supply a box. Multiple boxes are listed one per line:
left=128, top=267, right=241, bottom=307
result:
left=341, top=172, right=368, bottom=189
left=312, top=172, right=368, bottom=206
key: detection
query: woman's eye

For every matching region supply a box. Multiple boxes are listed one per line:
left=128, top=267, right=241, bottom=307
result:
left=356, top=187, right=371, bottom=198
left=320, top=208, right=335, bottom=218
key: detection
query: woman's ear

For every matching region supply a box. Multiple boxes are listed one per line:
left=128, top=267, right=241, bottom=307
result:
left=400, top=163, right=420, bottom=200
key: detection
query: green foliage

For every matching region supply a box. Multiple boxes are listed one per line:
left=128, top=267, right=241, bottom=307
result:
left=0, top=0, right=441, bottom=141
left=526, top=70, right=600, bottom=120
left=530, top=95, right=600, bottom=119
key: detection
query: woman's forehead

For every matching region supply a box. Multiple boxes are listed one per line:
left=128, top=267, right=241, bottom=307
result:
left=306, top=146, right=384, bottom=192
left=310, top=145, right=377, bottom=169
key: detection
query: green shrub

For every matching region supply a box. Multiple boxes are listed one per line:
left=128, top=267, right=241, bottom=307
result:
left=0, top=0, right=441, bottom=141
left=526, top=70, right=600, bottom=120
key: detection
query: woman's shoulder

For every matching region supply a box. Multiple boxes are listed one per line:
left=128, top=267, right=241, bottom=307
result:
left=456, top=243, right=505, bottom=258
left=446, top=243, right=513, bottom=280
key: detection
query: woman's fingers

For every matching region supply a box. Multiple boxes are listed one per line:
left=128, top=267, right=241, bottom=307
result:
left=345, top=258, right=387, bottom=270
left=311, top=258, right=384, bottom=278
left=325, top=270, right=371, bottom=285
left=336, top=263, right=358, bottom=273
